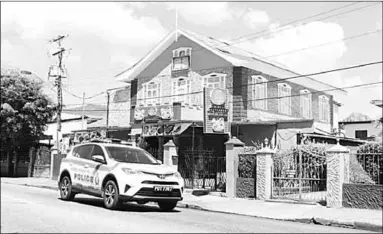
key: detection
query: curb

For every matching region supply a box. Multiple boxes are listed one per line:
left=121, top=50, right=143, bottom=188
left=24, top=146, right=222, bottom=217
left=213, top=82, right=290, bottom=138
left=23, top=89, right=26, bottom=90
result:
left=3, top=182, right=382, bottom=232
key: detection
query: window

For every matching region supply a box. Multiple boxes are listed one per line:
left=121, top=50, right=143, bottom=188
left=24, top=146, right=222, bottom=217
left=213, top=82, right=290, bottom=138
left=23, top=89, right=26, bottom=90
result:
left=355, top=130, right=368, bottom=140
left=91, top=145, right=105, bottom=157
left=172, top=78, right=191, bottom=104
left=76, top=145, right=94, bottom=160
left=300, top=90, right=312, bottom=118
left=172, top=48, right=191, bottom=71
left=251, top=76, right=267, bottom=110
left=278, top=83, right=291, bottom=115
left=319, top=95, right=329, bottom=122
left=105, top=146, right=159, bottom=165
left=143, top=81, right=161, bottom=106
left=204, top=73, right=226, bottom=89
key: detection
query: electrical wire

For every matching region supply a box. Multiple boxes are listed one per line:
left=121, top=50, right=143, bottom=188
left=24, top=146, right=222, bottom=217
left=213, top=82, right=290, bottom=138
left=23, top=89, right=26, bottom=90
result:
left=61, top=80, right=382, bottom=112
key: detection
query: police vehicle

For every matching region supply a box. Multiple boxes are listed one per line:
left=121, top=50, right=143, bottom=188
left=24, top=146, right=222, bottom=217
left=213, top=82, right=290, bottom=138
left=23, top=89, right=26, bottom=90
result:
left=57, top=138, right=184, bottom=211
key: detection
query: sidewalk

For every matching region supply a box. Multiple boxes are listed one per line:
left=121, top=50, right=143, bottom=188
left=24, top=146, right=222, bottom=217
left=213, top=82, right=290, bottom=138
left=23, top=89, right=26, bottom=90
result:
left=2, top=177, right=382, bottom=232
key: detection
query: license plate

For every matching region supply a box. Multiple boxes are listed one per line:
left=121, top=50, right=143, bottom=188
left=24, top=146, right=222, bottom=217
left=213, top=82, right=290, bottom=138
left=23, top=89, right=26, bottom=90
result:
left=153, top=186, right=173, bottom=192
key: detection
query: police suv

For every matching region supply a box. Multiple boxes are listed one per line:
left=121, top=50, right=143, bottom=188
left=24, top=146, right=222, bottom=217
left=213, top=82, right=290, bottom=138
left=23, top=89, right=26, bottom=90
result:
left=58, top=138, right=184, bottom=211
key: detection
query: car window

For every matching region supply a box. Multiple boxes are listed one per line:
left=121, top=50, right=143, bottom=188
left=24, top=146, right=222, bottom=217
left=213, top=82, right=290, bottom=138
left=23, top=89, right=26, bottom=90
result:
left=77, top=145, right=94, bottom=160
left=105, top=146, right=159, bottom=165
left=91, top=145, right=105, bottom=157
left=72, top=146, right=80, bottom=158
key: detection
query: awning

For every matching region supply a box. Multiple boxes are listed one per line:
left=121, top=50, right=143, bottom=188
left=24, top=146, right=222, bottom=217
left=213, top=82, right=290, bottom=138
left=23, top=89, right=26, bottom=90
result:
left=130, top=128, right=143, bottom=135
left=142, top=123, right=192, bottom=137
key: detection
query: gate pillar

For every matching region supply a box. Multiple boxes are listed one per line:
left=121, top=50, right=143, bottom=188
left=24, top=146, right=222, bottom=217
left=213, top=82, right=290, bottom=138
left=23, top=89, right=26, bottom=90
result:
left=225, top=137, right=245, bottom=198
left=164, top=140, right=178, bottom=170
left=256, top=139, right=275, bottom=200
left=326, top=141, right=350, bottom=208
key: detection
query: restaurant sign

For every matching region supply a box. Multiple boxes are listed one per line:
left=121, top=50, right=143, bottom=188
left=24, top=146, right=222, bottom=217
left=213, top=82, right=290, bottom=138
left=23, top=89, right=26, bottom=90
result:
left=142, top=123, right=189, bottom=137
left=203, top=88, right=229, bottom=134
left=134, top=105, right=173, bottom=123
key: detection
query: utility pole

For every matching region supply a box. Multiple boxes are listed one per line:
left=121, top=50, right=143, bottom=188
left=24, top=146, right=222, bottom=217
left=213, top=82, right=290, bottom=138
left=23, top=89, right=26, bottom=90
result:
left=48, top=34, right=69, bottom=153
left=106, top=91, right=110, bottom=138
left=81, top=92, right=86, bottom=130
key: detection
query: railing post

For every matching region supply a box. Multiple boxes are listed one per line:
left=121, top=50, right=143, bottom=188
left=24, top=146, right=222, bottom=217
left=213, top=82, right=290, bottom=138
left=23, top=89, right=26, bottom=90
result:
left=225, top=137, right=245, bottom=198
left=256, top=138, right=275, bottom=200
left=326, top=140, right=350, bottom=208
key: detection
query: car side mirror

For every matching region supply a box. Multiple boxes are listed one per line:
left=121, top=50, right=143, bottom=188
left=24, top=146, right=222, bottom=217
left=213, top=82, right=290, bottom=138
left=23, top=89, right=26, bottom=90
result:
left=92, top=155, right=105, bottom=164
left=157, top=159, right=162, bottom=164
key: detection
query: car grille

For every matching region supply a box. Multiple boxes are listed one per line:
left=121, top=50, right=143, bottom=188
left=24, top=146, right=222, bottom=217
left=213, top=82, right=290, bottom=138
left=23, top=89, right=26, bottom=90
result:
left=141, top=181, right=179, bottom=185
left=135, top=188, right=181, bottom=197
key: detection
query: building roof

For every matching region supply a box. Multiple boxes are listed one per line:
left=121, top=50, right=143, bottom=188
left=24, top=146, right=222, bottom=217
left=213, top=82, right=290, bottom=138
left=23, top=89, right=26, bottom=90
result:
left=115, top=28, right=347, bottom=103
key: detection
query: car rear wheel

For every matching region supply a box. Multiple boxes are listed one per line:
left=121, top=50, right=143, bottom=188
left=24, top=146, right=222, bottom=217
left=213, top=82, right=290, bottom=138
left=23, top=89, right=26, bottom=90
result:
left=59, top=176, right=75, bottom=201
left=103, top=180, right=121, bottom=210
left=158, top=201, right=177, bottom=212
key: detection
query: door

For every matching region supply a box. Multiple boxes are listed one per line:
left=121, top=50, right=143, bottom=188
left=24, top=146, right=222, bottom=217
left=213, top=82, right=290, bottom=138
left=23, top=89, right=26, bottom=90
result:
left=71, top=144, right=94, bottom=190
left=87, top=145, right=108, bottom=192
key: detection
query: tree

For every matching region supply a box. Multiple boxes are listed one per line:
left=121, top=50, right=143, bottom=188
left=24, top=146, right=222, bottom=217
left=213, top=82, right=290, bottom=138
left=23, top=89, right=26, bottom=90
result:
left=1, top=69, right=56, bottom=176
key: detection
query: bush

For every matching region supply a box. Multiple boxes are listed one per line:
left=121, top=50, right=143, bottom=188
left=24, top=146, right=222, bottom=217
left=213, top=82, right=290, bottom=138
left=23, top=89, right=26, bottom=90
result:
left=238, top=153, right=257, bottom=178
left=350, top=141, right=383, bottom=184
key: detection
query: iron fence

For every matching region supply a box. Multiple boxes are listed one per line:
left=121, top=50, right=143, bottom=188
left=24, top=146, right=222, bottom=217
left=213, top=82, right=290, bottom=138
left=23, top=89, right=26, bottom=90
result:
left=353, top=152, right=383, bottom=185
left=272, top=149, right=327, bottom=202
left=178, top=149, right=226, bottom=191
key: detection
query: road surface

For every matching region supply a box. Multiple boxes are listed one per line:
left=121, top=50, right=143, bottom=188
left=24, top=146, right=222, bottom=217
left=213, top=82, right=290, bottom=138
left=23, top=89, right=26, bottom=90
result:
left=1, top=183, right=373, bottom=233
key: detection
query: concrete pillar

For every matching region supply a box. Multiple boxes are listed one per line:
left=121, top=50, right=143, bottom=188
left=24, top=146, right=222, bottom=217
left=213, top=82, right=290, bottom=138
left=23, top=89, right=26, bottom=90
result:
left=225, top=137, right=245, bottom=198
left=50, top=147, right=58, bottom=180
left=163, top=140, right=178, bottom=170
left=326, top=141, right=350, bottom=208
left=256, top=138, right=275, bottom=200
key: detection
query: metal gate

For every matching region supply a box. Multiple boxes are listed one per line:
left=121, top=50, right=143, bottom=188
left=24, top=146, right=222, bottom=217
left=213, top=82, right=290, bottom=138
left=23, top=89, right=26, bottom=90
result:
left=178, top=149, right=226, bottom=191
left=272, top=148, right=326, bottom=202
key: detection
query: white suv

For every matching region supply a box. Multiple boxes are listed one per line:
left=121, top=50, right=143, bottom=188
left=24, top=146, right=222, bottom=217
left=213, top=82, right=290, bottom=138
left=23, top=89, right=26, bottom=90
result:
left=57, top=139, right=184, bottom=211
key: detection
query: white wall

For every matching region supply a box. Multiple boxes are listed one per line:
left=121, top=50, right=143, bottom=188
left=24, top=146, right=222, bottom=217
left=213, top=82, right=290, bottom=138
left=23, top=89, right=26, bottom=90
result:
left=45, top=119, right=86, bottom=142
left=341, top=122, right=381, bottom=139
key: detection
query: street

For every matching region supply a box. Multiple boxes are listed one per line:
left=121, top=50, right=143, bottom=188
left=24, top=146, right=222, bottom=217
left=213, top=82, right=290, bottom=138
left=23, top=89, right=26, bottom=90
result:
left=0, top=183, right=374, bottom=233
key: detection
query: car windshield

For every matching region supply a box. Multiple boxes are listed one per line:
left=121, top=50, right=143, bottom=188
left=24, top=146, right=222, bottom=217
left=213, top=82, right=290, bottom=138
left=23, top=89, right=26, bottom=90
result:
left=105, top=146, right=159, bottom=165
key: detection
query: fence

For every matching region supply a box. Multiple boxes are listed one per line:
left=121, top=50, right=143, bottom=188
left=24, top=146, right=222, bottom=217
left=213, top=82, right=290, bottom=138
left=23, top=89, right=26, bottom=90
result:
left=353, top=152, right=383, bottom=185
left=178, top=149, right=226, bottom=191
left=271, top=148, right=327, bottom=202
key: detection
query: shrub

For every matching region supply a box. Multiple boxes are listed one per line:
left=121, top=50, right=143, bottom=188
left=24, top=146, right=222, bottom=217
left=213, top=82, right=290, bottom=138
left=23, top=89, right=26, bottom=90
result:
left=238, top=153, right=257, bottom=178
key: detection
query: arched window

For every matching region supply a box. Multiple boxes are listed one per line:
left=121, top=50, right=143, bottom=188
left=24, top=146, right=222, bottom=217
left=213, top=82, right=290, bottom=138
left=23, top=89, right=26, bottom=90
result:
left=143, top=81, right=161, bottom=106
left=172, top=47, right=191, bottom=71
left=251, top=76, right=267, bottom=110
left=203, top=73, right=226, bottom=89
left=172, top=77, right=191, bottom=104
left=300, top=90, right=312, bottom=118
left=319, top=95, right=329, bottom=122
left=278, top=83, right=291, bottom=115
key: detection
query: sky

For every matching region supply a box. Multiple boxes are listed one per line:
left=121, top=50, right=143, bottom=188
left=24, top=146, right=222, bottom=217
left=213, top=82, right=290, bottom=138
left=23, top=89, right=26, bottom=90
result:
left=1, top=1, right=382, bottom=120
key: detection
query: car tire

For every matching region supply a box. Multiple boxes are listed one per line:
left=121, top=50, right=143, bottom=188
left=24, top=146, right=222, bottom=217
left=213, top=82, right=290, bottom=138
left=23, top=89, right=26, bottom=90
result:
left=103, top=180, right=121, bottom=210
left=59, top=175, right=75, bottom=201
left=158, top=201, right=177, bottom=212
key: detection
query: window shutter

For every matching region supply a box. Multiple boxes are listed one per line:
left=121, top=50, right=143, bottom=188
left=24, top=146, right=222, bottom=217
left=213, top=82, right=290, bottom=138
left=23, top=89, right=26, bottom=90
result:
left=172, top=80, right=177, bottom=103
left=157, top=83, right=161, bottom=105
left=142, top=84, right=147, bottom=106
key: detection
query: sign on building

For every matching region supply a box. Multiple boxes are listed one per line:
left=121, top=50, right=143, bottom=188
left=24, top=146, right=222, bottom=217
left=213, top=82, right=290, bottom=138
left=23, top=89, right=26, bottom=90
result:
left=203, top=87, right=229, bottom=134
left=134, top=105, right=174, bottom=123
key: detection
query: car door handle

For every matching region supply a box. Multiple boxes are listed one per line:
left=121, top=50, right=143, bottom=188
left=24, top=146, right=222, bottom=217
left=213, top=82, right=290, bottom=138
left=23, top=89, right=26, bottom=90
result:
left=84, top=165, right=89, bottom=168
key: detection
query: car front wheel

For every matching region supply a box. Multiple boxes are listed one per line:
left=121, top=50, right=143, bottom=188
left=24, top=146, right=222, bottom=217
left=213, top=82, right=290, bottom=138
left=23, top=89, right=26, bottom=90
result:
left=103, top=180, right=121, bottom=210
left=158, top=201, right=177, bottom=212
left=59, top=175, right=75, bottom=201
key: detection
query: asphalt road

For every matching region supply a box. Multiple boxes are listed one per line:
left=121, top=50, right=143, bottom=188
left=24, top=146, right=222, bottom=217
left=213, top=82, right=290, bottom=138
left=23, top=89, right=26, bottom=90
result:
left=0, top=183, right=374, bottom=233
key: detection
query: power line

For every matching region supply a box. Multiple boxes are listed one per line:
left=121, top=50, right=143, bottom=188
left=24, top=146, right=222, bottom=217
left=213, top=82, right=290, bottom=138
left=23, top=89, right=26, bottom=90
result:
left=263, top=29, right=382, bottom=59
left=61, top=80, right=382, bottom=112
left=231, top=2, right=380, bottom=45
left=63, top=61, right=382, bottom=105
left=62, top=87, right=105, bottom=100
left=231, top=2, right=360, bottom=42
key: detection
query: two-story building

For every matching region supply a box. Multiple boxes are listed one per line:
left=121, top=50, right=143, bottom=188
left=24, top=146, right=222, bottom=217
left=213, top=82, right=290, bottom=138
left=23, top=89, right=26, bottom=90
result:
left=112, top=28, right=346, bottom=157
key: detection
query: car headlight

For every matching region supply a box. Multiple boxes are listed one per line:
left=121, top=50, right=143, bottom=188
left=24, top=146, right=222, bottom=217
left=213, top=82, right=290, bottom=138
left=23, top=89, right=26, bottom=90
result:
left=174, top=171, right=182, bottom=179
left=122, top=168, right=143, bottom=175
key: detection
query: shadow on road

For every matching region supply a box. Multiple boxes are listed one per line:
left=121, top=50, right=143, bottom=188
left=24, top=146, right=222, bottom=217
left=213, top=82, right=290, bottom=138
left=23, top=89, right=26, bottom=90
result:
left=58, top=197, right=181, bottom=213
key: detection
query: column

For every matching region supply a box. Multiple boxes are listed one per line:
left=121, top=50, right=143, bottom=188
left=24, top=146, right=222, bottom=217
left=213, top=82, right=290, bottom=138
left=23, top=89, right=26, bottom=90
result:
left=50, top=147, right=58, bottom=180
left=256, top=139, right=275, bottom=200
left=225, top=137, right=245, bottom=198
left=163, top=140, right=178, bottom=170
left=326, top=142, right=350, bottom=208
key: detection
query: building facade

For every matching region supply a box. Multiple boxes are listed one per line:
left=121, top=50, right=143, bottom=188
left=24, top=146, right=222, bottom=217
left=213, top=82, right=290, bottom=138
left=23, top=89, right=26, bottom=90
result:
left=112, top=28, right=346, bottom=152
